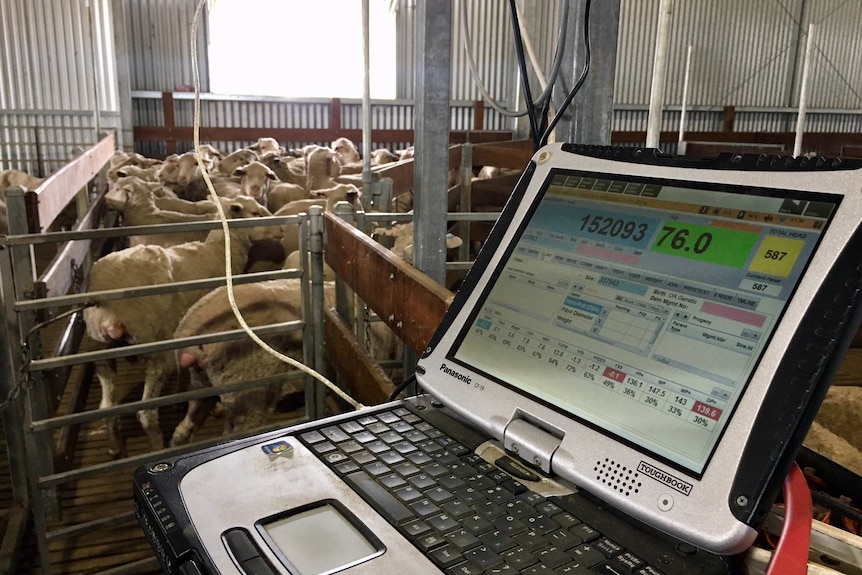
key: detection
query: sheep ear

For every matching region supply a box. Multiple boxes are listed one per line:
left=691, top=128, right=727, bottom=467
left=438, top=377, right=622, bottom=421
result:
left=229, top=202, right=243, bottom=215
left=232, top=168, right=246, bottom=177
left=116, top=168, right=129, bottom=177
left=266, top=171, right=277, bottom=180
left=346, top=190, right=359, bottom=203
left=310, top=190, right=325, bottom=198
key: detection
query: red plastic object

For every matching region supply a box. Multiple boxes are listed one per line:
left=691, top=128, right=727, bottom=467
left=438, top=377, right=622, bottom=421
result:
left=766, top=462, right=813, bottom=575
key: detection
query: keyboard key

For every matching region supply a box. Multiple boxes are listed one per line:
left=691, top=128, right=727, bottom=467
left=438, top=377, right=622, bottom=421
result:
left=366, top=441, right=391, bottom=454
left=407, top=451, right=433, bottom=465
left=379, top=451, right=405, bottom=465
left=366, top=422, right=389, bottom=434
left=446, top=562, right=483, bottom=575
left=379, top=431, right=404, bottom=444
left=425, top=428, right=444, bottom=439
left=607, top=551, right=646, bottom=573
left=501, top=479, right=527, bottom=494
left=536, top=501, right=562, bottom=515
left=535, top=544, right=571, bottom=569
left=357, top=416, right=378, bottom=426
left=552, top=511, right=581, bottom=529
left=391, top=421, right=414, bottom=433
left=515, top=530, right=549, bottom=552
left=409, top=474, right=437, bottom=490
left=568, top=543, right=605, bottom=568
left=393, top=407, right=411, bottom=417
left=428, top=513, right=461, bottom=533
left=393, top=441, right=419, bottom=454
left=338, top=440, right=364, bottom=454
left=437, top=436, right=456, bottom=446
left=462, top=515, right=493, bottom=535
left=392, top=462, right=421, bottom=477
left=492, top=515, right=527, bottom=537
left=556, top=562, right=594, bottom=574
left=401, top=519, right=431, bottom=538
left=339, top=421, right=364, bottom=434
left=455, top=487, right=485, bottom=505
left=595, top=539, right=623, bottom=558
left=334, top=461, right=360, bottom=474
left=442, top=499, right=473, bottom=519
left=485, top=486, right=516, bottom=505
left=464, top=545, right=503, bottom=569
left=570, top=523, right=600, bottom=543
left=403, top=430, right=429, bottom=442
left=636, top=566, right=667, bottom=575
left=465, top=474, right=495, bottom=490
left=423, top=463, right=449, bottom=478
left=431, top=545, right=464, bottom=569
left=312, top=441, right=336, bottom=454
left=415, top=421, right=434, bottom=432
left=521, top=563, right=554, bottom=575
left=353, top=431, right=377, bottom=444
left=485, top=563, right=518, bottom=574
left=411, top=499, right=441, bottom=517
left=403, top=413, right=422, bottom=424
left=323, top=452, right=348, bottom=465
left=364, top=461, right=391, bottom=477
left=525, top=514, right=560, bottom=535
left=378, top=412, right=400, bottom=424
left=351, top=451, right=376, bottom=465
left=478, top=529, right=517, bottom=553
left=504, top=498, right=534, bottom=518
left=445, top=529, right=481, bottom=551
left=439, top=475, right=467, bottom=491
left=416, top=532, right=447, bottom=552
left=450, top=444, right=470, bottom=456
left=299, top=430, right=325, bottom=444
left=344, top=471, right=414, bottom=525
left=522, top=492, right=545, bottom=506
left=379, top=474, right=407, bottom=489
left=500, top=545, right=539, bottom=569
left=547, top=528, right=580, bottom=551
left=426, top=487, right=456, bottom=504
left=394, top=486, right=423, bottom=503
left=473, top=500, right=507, bottom=521
left=320, top=426, right=350, bottom=443
left=420, top=441, right=444, bottom=454
left=449, top=462, right=478, bottom=478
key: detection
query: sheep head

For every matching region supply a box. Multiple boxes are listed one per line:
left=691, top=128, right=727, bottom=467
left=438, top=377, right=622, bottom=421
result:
left=232, top=161, right=278, bottom=203
left=331, top=137, right=360, bottom=165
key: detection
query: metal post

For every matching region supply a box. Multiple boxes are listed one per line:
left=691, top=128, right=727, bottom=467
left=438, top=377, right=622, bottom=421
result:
left=678, top=45, right=692, bottom=145
left=110, top=0, right=134, bottom=151
left=413, top=0, right=451, bottom=286
left=553, top=0, right=620, bottom=145
left=361, top=0, right=373, bottom=196
left=794, top=24, right=816, bottom=157
left=458, top=144, right=473, bottom=264
left=332, top=202, right=356, bottom=328
left=646, top=0, right=674, bottom=149
left=307, top=207, right=327, bottom=418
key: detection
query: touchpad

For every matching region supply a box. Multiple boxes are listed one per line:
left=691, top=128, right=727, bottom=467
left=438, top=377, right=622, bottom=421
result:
left=257, top=499, right=385, bottom=574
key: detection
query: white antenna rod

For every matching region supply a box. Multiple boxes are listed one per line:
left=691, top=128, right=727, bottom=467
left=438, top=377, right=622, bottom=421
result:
left=794, top=24, right=816, bottom=157
left=678, top=45, right=692, bottom=145
left=646, top=0, right=674, bottom=149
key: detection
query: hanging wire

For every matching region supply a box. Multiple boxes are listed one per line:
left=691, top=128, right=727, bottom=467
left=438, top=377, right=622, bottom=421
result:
left=540, top=0, right=593, bottom=148
left=508, top=0, right=541, bottom=146
left=460, top=0, right=569, bottom=118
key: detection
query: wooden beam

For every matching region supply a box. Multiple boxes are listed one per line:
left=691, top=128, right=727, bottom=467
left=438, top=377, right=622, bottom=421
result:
left=473, top=100, right=485, bottom=131
left=27, top=133, right=115, bottom=234
left=162, top=91, right=176, bottom=155
left=324, top=308, right=395, bottom=405
left=324, top=213, right=453, bottom=354
left=722, top=106, right=736, bottom=132
left=330, top=97, right=342, bottom=133
left=0, top=501, right=29, bottom=575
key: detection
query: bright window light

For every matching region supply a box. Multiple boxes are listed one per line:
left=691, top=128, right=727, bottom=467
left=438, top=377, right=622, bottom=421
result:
left=208, top=0, right=397, bottom=99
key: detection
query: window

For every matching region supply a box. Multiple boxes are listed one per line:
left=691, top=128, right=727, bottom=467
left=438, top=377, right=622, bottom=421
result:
left=208, top=0, right=397, bottom=98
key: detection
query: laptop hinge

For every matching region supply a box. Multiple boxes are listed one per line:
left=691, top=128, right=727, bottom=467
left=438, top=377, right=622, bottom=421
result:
left=503, top=417, right=563, bottom=474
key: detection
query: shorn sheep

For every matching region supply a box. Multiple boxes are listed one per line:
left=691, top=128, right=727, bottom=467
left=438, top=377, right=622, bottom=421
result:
left=83, top=201, right=282, bottom=457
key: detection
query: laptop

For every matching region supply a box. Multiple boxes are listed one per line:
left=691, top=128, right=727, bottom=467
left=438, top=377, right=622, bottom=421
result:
left=134, top=142, right=862, bottom=575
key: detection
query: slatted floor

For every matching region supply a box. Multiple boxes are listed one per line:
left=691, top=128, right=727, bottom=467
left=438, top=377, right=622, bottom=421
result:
left=3, top=341, right=312, bottom=574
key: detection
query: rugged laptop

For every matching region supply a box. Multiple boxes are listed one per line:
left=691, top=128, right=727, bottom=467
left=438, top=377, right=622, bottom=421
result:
left=134, top=143, right=862, bottom=575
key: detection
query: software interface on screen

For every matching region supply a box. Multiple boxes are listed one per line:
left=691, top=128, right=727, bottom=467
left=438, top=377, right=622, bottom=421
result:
left=453, top=170, right=839, bottom=475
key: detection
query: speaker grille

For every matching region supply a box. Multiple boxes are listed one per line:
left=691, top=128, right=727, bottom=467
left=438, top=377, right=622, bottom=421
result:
left=595, top=458, right=642, bottom=497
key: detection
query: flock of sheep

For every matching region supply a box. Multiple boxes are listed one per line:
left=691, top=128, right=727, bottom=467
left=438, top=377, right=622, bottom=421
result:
left=57, top=137, right=407, bottom=458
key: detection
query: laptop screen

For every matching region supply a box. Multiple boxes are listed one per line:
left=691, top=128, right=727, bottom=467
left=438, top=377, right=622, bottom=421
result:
left=450, top=169, right=840, bottom=476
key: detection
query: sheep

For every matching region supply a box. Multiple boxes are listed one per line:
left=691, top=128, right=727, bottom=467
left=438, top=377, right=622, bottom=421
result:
left=195, top=144, right=224, bottom=171
left=399, top=146, right=415, bottom=160
left=169, top=278, right=336, bottom=446
left=249, top=137, right=283, bottom=157
left=305, top=147, right=343, bottom=191
left=157, top=152, right=211, bottom=201
left=215, top=148, right=258, bottom=175
left=0, top=169, right=45, bottom=194
left=83, top=203, right=282, bottom=457
left=275, top=183, right=362, bottom=256
left=259, top=151, right=308, bottom=188
left=371, top=148, right=400, bottom=166
left=331, top=137, right=360, bottom=165
left=372, top=220, right=463, bottom=264
left=266, top=181, right=310, bottom=213
left=111, top=178, right=269, bottom=248
left=228, top=161, right=279, bottom=203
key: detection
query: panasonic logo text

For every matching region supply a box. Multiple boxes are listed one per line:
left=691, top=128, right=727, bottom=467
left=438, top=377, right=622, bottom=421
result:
left=638, top=462, right=693, bottom=496
left=440, top=363, right=472, bottom=385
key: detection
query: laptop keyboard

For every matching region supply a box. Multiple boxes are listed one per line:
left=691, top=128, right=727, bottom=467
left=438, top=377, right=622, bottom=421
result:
left=297, top=406, right=677, bottom=575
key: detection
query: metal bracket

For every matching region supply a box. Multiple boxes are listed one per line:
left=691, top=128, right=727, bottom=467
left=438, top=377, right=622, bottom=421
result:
left=503, top=416, right=564, bottom=474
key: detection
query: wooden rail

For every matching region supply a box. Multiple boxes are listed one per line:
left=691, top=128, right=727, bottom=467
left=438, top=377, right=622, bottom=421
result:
left=134, top=93, right=513, bottom=155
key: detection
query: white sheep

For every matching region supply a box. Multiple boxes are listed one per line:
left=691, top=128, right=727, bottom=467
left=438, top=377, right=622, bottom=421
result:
left=249, top=137, right=283, bottom=157
left=259, top=151, right=307, bottom=188
left=216, top=148, right=258, bottom=175
left=331, top=137, right=360, bottom=165
left=266, top=181, right=310, bottom=213
left=0, top=169, right=45, bottom=194
left=371, top=148, right=401, bottom=166
left=229, top=161, right=279, bottom=203
left=83, top=202, right=282, bottom=457
left=305, top=147, right=343, bottom=191
left=169, top=278, right=335, bottom=446
left=275, top=183, right=362, bottom=256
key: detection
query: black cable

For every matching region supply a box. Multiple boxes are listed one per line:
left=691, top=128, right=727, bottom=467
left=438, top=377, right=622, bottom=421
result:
left=388, top=372, right=418, bottom=402
left=539, top=0, right=593, bottom=148
left=508, top=0, right=541, bottom=149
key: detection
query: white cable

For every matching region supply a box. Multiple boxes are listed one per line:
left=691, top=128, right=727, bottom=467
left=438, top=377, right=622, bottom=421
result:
left=191, top=0, right=364, bottom=411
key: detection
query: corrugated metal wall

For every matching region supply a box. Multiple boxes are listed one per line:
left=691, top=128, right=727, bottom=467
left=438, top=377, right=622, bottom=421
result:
left=0, top=0, right=120, bottom=173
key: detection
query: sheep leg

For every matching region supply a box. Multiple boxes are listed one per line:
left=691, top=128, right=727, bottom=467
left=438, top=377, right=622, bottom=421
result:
left=138, top=360, right=167, bottom=450
left=95, top=362, right=124, bottom=458
left=169, top=368, right=216, bottom=446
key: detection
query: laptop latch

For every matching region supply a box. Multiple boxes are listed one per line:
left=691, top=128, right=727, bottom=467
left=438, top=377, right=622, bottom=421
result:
left=503, top=417, right=563, bottom=474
